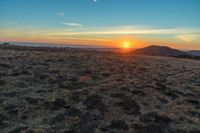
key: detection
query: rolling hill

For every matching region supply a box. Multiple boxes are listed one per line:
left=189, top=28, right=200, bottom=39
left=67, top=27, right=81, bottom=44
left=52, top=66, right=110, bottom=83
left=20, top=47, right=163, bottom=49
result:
left=133, top=45, right=200, bottom=59
left=133, top=45, right=185, bottom=57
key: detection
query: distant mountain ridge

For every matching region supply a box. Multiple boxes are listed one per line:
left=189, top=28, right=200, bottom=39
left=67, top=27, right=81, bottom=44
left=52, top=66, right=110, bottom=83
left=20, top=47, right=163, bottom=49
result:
left=1, top=43, right=200, bottom=60
left=133, top=45, right=185, bottom=57
left=133, top=45, right=200, bottom=60
left=188, top=51, right=200, bottom=56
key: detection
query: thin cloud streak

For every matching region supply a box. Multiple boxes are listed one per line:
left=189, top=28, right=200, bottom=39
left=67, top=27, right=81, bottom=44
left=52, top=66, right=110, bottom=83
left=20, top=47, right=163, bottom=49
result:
left=46, top=27, right=199, bottom=36
left=62, top=22, right=82, bottom=27
left=1, top=25, right=200, bottom=44
left=84, top=0, right=99, bottom=2
left=1, top=25, right=199, bottom=36
left=176, top=34, right=200, bottom=42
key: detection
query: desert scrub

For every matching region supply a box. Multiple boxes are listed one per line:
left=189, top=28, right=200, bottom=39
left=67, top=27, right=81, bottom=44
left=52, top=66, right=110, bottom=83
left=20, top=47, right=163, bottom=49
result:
left=0, top=79, right=6, bottom=85
left=102, top=72, right=111, bottom=77
left=170, top=122, right=200, bottom=133
left=116, top=96, right=141, bottom=115
left=63, top=81, right=89, bottom=90
left=12, top=81, right=27, bottom=88
left=101, top=120, right=129, bottom=131
left=83, top=95, right=107, bottom=112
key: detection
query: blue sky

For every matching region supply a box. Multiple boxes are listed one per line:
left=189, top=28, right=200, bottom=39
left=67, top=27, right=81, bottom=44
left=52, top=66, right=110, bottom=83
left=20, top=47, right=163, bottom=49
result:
left=0, top=0, right=200, bottom=49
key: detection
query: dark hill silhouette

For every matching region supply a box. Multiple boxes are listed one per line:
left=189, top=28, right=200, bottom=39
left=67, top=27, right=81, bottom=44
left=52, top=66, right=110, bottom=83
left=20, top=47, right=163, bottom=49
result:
left=133, top=45, right=186, bottom=57
left=188, top=50, right=200, bottom=56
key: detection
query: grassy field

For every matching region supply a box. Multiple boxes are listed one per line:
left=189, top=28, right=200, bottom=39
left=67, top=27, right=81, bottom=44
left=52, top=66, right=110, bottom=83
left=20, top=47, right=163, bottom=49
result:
left=0, top=45, right=200, bottom=133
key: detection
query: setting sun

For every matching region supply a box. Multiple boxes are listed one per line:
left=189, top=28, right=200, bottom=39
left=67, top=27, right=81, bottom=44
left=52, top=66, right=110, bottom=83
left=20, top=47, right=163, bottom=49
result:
left=122, top=41, right=131, bottom=48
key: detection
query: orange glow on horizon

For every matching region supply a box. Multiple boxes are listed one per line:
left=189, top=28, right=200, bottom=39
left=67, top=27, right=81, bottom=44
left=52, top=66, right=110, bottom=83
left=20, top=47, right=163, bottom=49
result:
left=2, top=37, right=200, bottom=50
left=122, top=41, right=131, bottom=49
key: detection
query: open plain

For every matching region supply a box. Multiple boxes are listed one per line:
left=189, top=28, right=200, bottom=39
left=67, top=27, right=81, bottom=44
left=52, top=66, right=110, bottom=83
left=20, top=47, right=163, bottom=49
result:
left=0, top=45, right=200, bottom=133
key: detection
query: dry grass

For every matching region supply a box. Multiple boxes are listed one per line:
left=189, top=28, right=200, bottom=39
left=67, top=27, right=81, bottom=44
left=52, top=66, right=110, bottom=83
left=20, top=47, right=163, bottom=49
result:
left=0, top=46, right=199, bottom=133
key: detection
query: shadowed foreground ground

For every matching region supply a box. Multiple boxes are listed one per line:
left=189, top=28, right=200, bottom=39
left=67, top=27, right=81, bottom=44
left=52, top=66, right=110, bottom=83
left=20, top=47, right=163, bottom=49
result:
left=0, top=46, right=200, bottom=133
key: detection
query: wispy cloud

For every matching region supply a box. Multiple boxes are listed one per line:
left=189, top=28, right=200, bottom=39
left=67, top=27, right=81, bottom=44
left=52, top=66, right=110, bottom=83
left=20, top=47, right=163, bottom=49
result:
left=62, top=22, right=82, bottom=27
left=46, top=25, right=199, bottom=36
left=84, top=0, right=99, bottom=3
left=1, top=25, right=200, bottom=46
left=1, top=25, right=199, bottom=36
left=176, top=34, right=200, bottom=42
left=56, top=11, right=64, bottom=16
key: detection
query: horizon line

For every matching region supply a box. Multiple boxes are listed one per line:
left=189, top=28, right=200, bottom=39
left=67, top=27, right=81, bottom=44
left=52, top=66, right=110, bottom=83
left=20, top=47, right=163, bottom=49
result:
left=0, top=41, right=198, bottom=51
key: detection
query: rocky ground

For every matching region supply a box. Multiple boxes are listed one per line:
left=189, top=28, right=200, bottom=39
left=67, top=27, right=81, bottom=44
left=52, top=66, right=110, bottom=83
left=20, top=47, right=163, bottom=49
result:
left=0, top=45, right=200, bottom=133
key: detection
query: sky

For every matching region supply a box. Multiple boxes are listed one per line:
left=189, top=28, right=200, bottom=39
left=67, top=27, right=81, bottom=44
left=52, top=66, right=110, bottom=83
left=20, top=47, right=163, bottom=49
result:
left=0, top=0, right=200, bottom=49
